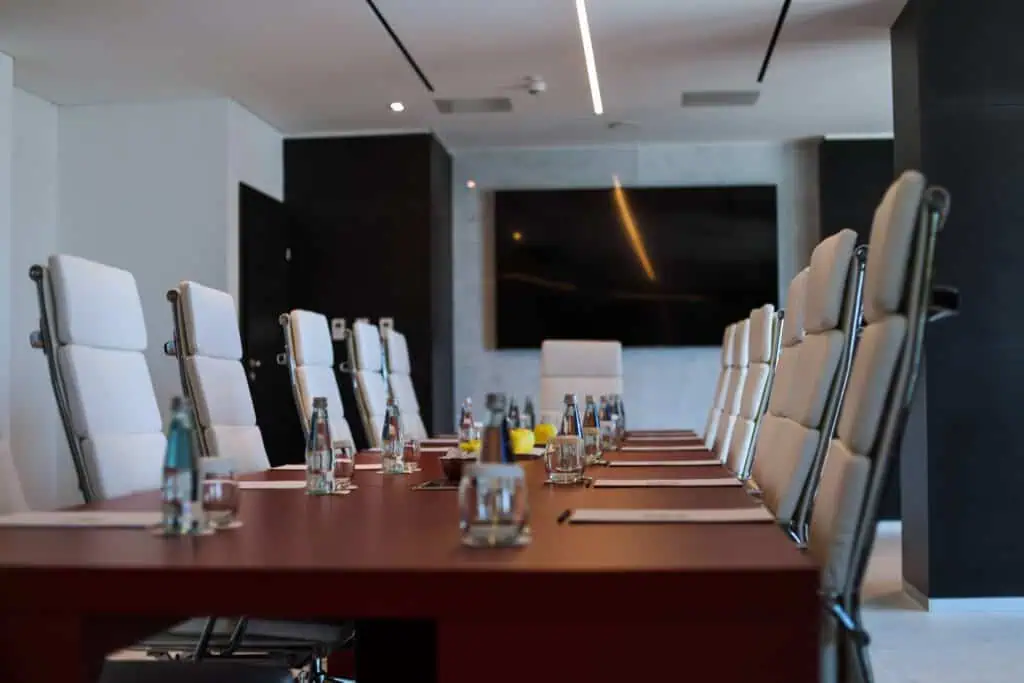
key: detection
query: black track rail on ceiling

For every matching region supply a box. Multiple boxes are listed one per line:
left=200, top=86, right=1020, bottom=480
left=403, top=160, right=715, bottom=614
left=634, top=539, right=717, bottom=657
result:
left=757, top=0, right=793, bottom=83
left=365, top=0, right=435, bottom=93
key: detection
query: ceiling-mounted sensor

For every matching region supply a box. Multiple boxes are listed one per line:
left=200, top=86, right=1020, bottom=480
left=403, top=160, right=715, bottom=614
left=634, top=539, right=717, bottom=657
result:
left=524, top=75, right=547, bottom=96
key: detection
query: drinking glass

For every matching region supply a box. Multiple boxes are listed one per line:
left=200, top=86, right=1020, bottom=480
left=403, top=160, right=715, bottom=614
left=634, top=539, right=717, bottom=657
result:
left=544, top=435, right=585, bottom=485
left=404, top=439, right=421, bottom=473
left=458, top=463, right=529, bottom=548
left=200, top=457, right=241, bottom=530
left=333, top=440, right=356, bottom=492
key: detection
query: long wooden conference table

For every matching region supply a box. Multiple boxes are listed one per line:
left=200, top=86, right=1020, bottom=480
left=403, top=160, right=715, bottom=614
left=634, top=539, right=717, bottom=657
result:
left=0, top=431, right=819, bottom=683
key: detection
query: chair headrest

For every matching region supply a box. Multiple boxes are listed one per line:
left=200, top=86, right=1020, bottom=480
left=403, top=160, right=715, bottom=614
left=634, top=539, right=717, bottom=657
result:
left=49, top=254, right=148, bottom=351
left=352, top=320, right=382, bottom=372
left=720, top=324, right=736, bottom=366
left=288, top=310, right=334, bottom=368
left=385, top=329, right=411, bottom=375
left=804, top=229, right=858, bottom=334
left=180, top=281, right=242, bottom=360
left=748, top=304, right=776, bottom=364
left=730, top=319, right=750, bottom=367
left=781, top=268, right=809, bottom=347
left=540, top=340, right=623, bottom=378
left=863, top=170, right=928, bottom=324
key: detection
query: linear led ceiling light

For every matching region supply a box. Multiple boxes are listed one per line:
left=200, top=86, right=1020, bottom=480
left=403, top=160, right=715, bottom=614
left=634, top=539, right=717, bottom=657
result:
left=575, top=0, right=604, bottom=116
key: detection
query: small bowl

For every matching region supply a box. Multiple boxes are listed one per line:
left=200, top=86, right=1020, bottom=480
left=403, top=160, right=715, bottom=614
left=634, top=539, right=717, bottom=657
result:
left=441, top=451, right=477, bottom=483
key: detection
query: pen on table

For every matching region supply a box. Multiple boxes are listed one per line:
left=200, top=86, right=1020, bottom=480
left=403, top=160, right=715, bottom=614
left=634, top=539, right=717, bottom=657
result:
left=557, top=509, right=571, bottom=524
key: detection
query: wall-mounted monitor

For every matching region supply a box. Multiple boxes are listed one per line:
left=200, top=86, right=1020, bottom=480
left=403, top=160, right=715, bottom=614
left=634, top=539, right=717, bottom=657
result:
left=493, top=185, right=778, bottom=348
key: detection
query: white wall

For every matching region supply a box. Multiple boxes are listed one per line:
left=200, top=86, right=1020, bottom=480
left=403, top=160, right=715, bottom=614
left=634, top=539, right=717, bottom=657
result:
left=452, top=141, right=820, bottom=430
left=59, top=99, right=231, bottom=422
left=11, top=88, right=64, bottom=508
left=0, top=54, right=20, bottom=513
left=226, top=101, right=283, bottom=301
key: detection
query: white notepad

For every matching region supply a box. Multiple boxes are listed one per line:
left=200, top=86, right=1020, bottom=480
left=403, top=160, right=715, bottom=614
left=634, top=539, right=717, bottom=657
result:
left=238, top=480, right=306, bottom=490
left=529, top=446, right=547, bottom=457
left=419, top=446, right=451, bottom=454
left=569, top=507, right=774, bottom=524
left=593, top=478, right=742, bottom=488
left=627, top=435, right=702, bottom=442
left=355, top=463, right=382, bottom=471
left=0, top=511, right=162, bottom=529
left=608, top=459, right=721, bottom=467
left=273, top=464, right=306, bottom=471
left=621, top=445, right=708, bottom=452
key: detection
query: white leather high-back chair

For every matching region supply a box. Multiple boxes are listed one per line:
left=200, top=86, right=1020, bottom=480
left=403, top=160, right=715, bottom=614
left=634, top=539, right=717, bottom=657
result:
left=749, top=268, right=808, bottom=511
left=350, top=320, right=389, bottom=448
left=725, top=305, right=778, bottom=476
left=752, top=230, right=865, bottom=539
left=539, top=340, right=623, bottom=422
left=701, top=324, right=736, bottom=447
left=712, top=319, right=749, bottom=460
left=46, top=254, right=166, bottom=500
left=281, top=310, right=354, bottom=446
left=382, top=327, right=428, bottom=440
left=816, top=171, right=951, bottom=683
left=169, top=282, right=270, bottom=474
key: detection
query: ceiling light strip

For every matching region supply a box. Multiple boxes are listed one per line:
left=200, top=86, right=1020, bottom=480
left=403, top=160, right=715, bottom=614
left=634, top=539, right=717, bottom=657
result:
left=575, top=0, right=604, bottom=115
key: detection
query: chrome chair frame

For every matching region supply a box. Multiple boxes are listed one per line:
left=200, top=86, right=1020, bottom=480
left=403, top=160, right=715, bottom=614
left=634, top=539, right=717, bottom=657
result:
left=28, top=264, right=97, bottom=503
left=739, top=308, right=785, bottom=481
left=826, top=186, right=953, bottom=683
left=163, top=287, right=212, bottom=459
left=787, top=244, right=868, bottom=546
left=279, top=312, right=312, bottom=441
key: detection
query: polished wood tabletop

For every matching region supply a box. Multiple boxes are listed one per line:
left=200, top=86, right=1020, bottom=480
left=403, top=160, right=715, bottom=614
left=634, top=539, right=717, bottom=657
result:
left=0, top=433, right=819, bottom=683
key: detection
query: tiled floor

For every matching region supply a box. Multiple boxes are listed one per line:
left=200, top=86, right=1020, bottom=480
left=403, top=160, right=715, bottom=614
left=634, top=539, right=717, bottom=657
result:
left=864, top=524, right=1024, bottom=683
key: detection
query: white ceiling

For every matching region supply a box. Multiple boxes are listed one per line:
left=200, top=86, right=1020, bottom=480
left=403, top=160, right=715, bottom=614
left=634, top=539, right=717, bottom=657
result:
left=0, top=0, right=905, bottom=149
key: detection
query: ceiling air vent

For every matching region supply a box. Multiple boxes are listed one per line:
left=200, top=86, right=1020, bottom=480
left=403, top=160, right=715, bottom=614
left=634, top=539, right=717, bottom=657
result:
left=681, top=90, right=760, bottom=107
left=434, top=97, right=513, bottom=114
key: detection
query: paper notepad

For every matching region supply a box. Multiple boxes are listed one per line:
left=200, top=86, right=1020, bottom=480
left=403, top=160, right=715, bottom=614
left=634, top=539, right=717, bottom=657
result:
left=608, top=459, right=720, bottom=467
left=238, top=480, right=306, bottom=490
left=569, top=507, right=774, bottom=524
left=621, top=445, right=707, bottom=452
left=355, top=463, right=382, bottom=471
left=0, top=511, right=162, bottom=529
left=628, top=436, right=702, bottom=442
left=529, top=446, right=547, bottom=457
left=593, top=478, right=742, bottom=488
left=273, top=464, right=306, bottom=471
left=419, top=446, right=451, bottom=454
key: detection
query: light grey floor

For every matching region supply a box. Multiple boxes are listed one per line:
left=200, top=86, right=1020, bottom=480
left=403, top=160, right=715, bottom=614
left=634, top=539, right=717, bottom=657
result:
left=864, top=524, right=1023, bottom=683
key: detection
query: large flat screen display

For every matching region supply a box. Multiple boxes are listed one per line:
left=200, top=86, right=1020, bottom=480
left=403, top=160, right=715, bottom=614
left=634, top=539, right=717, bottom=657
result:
left=494, top=185, right=778, bottom=348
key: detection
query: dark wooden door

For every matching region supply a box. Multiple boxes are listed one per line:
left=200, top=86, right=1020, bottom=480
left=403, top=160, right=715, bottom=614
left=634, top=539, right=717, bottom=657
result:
left=239, top=184, right=304, bottom=465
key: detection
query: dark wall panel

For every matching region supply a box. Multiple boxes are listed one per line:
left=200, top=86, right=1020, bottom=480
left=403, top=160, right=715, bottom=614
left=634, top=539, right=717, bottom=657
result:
left=893, top=0, right=1024, bottom=599
left=285, top=134, right=454, bottom=447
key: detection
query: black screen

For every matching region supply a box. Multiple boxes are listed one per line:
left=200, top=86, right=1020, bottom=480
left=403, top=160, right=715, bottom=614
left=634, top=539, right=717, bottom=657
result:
left=494, top=185, right=778, bottom=348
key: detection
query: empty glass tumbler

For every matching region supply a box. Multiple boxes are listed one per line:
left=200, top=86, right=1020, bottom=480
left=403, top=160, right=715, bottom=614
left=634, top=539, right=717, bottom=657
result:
left=200, top=457, right=241, bottom=530
left=544, top=435, right=585, bottom=485
left=458, top=463, right=529, bottom=548
left=333, top=440, right=356, bottom=492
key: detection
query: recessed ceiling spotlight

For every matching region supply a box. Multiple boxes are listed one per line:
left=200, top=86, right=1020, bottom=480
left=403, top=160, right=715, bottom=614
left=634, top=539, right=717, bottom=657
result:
left=466, top=180, right=477, bottom=189
left=389, top=102, right=405, bottom=113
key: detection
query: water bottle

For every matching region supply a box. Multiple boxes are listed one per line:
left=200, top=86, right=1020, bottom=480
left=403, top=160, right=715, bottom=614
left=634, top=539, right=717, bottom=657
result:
left=305, top=396, right=335, bottom=495
left=480, top=393, right=513, bottom=464
left=161, top=397, right=204, bottom=535
left=522, top=396, right=536, bottom=431
left=507, top=397, right=522, bottom=429
left=598, top=395, right=616, bottom=451
left=381, top=396, right=406, bottom=474
left=558, top=393, right=583, bottom=437
left=582, top=395, right=602, bottom=464
left=611, top=394, right=626, bottom=446
left=457, top=397, right=479, bottom=454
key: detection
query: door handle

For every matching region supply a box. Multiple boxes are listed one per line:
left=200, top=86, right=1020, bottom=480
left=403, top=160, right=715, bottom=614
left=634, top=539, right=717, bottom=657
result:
left=248, top=359, right=262, bottom=368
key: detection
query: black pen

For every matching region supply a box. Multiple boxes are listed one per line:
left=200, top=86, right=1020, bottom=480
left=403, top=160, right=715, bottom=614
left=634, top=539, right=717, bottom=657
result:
left=557, top=509, right=572, bottom=524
